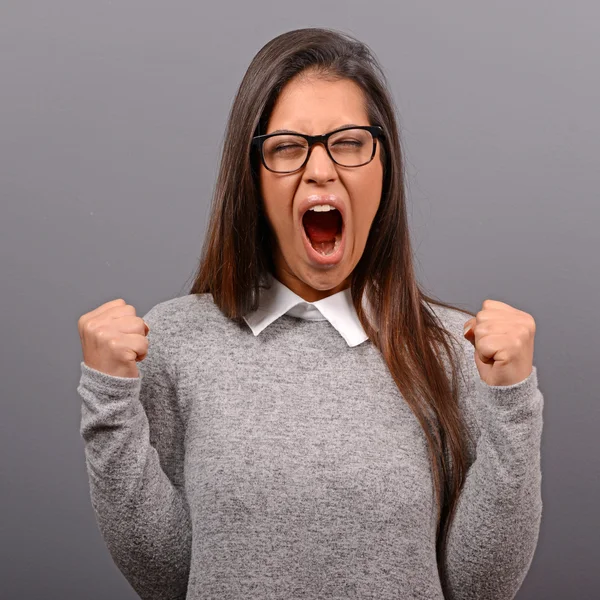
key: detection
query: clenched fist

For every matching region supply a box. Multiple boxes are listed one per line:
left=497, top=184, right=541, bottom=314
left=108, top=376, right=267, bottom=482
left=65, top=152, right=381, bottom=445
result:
left=77, top=298, right=150, bottom=378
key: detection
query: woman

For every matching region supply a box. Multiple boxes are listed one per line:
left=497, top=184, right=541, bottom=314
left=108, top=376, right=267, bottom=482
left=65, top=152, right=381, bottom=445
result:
left=77, top=27, right=544, bottom=599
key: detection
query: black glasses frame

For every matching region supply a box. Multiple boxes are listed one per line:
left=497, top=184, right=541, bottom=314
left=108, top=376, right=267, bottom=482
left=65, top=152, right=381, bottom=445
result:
left=251, top=125, right=385, bottom=174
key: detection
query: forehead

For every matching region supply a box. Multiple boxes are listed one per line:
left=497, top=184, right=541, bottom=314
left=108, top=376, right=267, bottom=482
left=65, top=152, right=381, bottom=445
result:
left=266, top=76, right=369, bottom=135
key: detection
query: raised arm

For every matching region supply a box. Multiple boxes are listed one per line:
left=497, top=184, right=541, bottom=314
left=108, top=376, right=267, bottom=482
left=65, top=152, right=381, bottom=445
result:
left=442, top=340, right=544, bottom=599
left=77, top=303, right=192, bottom=600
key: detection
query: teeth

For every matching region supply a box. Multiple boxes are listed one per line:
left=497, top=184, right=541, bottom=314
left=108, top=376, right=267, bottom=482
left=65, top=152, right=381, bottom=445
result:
left=313, top=230, right=342, bottom=256
left=309, top=205, right=337, bottom=212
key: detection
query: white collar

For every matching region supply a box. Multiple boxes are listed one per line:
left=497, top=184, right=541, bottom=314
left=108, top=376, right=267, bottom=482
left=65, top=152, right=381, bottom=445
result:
left=243, top=272, right=375, bottom=347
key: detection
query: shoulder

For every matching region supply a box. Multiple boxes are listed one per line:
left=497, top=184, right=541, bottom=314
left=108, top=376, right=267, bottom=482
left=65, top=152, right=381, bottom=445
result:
left=143, top=293, right=216, bottom=326
left=425, top=302, right=473, bottom=347
left=425, top=302, right=482, bottom=455
left=142, top=293, right=243, bottom=345
left=424, top=301, right=478, bottom=392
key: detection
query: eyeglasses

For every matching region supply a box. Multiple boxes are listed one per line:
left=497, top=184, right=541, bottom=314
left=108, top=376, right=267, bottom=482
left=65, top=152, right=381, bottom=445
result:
left=251, top=125, right=385, bottom=174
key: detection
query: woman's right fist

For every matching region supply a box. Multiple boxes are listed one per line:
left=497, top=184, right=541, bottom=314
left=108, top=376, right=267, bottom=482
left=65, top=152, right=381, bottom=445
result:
left=78, top=298, right=150, bottom=379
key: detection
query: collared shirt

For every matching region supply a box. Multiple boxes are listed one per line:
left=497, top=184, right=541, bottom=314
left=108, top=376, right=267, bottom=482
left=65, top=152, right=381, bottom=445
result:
left=242, top=272, right=374, bottom=347
left=78, top=287, right=544, bottom=600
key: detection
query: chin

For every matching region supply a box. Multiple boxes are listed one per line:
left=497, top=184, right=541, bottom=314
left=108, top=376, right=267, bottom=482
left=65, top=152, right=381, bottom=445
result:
left=299, top=268, right=350, bottom=291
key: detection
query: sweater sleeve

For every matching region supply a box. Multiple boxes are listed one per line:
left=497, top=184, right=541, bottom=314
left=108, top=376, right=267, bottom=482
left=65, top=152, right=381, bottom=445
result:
left=442, top=342, right=544, bottom=600
left=77, top=305, right=192, bottom=600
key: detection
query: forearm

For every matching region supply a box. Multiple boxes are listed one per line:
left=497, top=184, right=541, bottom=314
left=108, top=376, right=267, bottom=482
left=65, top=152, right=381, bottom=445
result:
left=443, top=366, right=544, bottom=600
left=78, top=363, right=192, bottom=600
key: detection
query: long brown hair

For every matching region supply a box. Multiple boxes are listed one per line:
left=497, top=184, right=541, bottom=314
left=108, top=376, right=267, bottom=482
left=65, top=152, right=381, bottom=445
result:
left=187, top=27, right=477, bottom=591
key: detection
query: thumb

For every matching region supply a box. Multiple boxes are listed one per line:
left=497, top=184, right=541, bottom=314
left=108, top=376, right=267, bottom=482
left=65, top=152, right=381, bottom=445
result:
left=463, top=318, right=475, bottom=346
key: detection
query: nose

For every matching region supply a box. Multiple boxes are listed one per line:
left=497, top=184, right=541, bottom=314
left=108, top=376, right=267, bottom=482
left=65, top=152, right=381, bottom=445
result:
left=302, top=142, right=337, bottom=183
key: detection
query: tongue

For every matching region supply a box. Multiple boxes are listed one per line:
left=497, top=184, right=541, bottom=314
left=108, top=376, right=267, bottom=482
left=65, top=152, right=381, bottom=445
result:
left=303, top=210, right=341, bottom=243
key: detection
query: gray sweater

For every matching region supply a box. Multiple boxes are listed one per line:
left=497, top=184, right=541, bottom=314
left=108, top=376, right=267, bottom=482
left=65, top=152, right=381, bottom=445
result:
left=77, top=293, right=544, bottom=599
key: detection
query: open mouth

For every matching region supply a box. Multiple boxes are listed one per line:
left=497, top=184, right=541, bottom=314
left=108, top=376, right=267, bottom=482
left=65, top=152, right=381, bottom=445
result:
left=302, top=207, right=343, bottom=257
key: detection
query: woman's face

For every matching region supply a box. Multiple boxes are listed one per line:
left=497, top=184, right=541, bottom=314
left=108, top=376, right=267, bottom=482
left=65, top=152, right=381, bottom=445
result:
left=258, top=75, right=384, bottom=303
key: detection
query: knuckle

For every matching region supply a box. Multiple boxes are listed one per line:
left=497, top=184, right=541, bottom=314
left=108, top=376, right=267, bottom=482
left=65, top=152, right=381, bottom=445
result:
left=83, top=320, right=97, bottom=335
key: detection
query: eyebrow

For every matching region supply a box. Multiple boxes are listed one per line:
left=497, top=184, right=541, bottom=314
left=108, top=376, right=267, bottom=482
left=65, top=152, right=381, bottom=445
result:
left=268, top=123, right=364, bottom=135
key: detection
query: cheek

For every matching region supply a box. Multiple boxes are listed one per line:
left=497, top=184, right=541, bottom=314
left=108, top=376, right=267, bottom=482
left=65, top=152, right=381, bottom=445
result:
left=259, top=170, right=277, bottom=223
left=351, top=170, right=383, bottom=236
left=260, top=171, right=295, bottom=231
left=356, top=200, right=380, bottom=244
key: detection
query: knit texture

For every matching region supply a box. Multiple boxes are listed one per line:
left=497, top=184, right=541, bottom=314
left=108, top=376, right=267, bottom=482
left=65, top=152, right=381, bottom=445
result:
left=77, top=293, right=544, bottom=599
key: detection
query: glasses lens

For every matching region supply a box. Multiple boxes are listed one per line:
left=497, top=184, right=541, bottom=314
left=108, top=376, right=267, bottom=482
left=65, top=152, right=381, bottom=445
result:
left=328, top=128, right=374, bottom=167
left=263, top=134, right=309, bottom=173
left=262, top=128, right=375, bottom=172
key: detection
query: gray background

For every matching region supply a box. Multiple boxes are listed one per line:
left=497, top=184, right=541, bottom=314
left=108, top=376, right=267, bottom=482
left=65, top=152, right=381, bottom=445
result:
left=1, top=1, right=598, bottom=598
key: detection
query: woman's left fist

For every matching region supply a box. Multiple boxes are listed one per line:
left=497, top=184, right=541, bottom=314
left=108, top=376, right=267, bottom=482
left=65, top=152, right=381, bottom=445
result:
left=463, top=299, right=536, bottom=387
